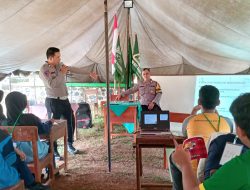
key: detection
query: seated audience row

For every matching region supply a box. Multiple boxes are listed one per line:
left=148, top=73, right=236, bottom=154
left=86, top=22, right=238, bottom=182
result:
left=171, top=88, right=250, bottom=189
left=0, top=91, right=53, bottom=189
left=0, top=128, right=50, bottom=189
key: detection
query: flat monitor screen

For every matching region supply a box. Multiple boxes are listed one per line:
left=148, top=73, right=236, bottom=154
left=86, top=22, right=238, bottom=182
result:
left=160, top=114, right=168, bottom=121
left=144, top=114, right=157, bottom=125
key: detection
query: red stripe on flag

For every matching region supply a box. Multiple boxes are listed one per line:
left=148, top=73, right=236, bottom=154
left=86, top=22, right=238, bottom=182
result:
left=111, top=14, right=119, bottom=74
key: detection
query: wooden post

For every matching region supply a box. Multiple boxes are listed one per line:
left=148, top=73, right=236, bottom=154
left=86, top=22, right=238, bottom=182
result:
left=104, top=0, right=111, bottom=172
left=126, top=8, right=130, bottom=90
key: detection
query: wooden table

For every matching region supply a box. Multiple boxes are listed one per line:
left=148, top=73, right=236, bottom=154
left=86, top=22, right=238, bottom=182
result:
left=103, top=103, right=139, bottom=143
left=135, top=134, right=185, bottom=190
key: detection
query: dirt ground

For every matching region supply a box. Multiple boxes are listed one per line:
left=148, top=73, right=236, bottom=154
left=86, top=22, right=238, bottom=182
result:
left=52, top=117, right=173, bottom=190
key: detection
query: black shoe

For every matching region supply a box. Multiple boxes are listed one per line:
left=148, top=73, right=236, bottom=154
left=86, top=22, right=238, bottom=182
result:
left=54, top=150, right=63, bottom=161
left=27, top=182, right=50, bottom=190
left=67, top=143, right=78, bottom=154
left=55, top=171, right=60, bottom=177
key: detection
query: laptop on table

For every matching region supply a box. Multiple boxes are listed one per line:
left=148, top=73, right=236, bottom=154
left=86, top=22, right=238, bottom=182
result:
left=140, top=110, right=170, bottom=135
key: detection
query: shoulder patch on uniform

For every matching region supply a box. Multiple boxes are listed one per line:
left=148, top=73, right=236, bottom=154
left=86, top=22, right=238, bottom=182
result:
left=44, top=70, right=50, bottom=77
left=155, top=82, right=162, bottom=93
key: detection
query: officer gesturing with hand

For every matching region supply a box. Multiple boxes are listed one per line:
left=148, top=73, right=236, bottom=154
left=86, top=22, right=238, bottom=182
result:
left=39, top=47, right=97, bottom=157
left=116, top=68, right=162, bottom=111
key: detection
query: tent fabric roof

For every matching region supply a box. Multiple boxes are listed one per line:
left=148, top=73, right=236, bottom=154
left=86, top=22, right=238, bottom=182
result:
left=0, top=0, right=250, bottom=82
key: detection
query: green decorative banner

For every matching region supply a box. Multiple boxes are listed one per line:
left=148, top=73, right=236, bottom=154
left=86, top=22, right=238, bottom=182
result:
left=66, top=83, right=126, bottom=88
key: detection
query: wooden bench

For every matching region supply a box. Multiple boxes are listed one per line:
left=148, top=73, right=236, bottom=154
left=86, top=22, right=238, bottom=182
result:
left=0, top=126, right=54, bottom=184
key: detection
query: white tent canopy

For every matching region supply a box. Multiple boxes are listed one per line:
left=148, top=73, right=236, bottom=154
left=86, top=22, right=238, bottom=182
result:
left=1, top=0, right=250, bottom=82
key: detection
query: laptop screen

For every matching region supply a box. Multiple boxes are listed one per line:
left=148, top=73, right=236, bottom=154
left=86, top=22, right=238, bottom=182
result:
left=144, top=114, right=157, bottom=124
left=141, top=110, right=170, bottom=131
left=160, top=114, right=168, bottom=121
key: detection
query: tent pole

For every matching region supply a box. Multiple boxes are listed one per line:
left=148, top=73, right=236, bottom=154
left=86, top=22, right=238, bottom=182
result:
left=104, top=0, right=111, bottom=172
left=114, top=79, right=116, bottom=94
left=126, top=8, right=130, bottom=90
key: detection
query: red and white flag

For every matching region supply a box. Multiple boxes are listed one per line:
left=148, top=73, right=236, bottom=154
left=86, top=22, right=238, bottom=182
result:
left=111, top=14, right=118, bottom=75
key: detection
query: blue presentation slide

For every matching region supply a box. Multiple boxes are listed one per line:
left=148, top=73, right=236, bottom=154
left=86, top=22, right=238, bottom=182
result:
left=144, top=114, right=157, bottom=124
left=160, top=114, right=168, bottom=121
left=195, top=75, right=250, bottom=119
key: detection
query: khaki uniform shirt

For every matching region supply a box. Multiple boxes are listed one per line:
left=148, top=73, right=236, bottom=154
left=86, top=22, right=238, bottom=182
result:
left=121, top=79, right=162, bottom=106
left=39, top=62, right=68, bottom=98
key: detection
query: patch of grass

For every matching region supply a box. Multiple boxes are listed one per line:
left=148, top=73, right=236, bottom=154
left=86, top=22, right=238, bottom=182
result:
left=112, top=125, right=127, bottom=133
left=93, top=116, right=104, bottom=127
left=152, top=175, right=166, bottom=182
left=143, top=174, right=167, bottom=183
left=121, top=138, right=133, bottom=145
left=78, top=127, right=100, bottom=138
left=77, top=117, right=104, bottom=138
left=102, top=154, right=127, bottom=162
left=111, top=154, right=124, bottom=162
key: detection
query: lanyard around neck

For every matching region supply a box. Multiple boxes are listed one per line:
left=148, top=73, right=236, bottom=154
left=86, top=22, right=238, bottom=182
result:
left=8, top=113, right=22, bottom=134
left=203, top=113, right=221, bottom=132
left=233, top=136, right=238, bottom=144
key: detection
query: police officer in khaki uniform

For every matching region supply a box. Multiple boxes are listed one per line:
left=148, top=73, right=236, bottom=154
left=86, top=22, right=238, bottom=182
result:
left=39, top=47, right=77, bottom=157
left=39, top=47, right=97, bottom=157
left=116, top=68, right=162, bottom=111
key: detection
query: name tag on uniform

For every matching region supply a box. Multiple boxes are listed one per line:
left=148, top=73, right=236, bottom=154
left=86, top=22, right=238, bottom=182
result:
left=219, top=143, right=243, bottom=165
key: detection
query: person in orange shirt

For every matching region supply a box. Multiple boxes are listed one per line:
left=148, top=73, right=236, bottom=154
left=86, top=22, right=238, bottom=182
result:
left=170, top=85, right=233, bottom=190
left=182, top=85, right=233, bottom=143
left=182, top=85, right=233, bottom=174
